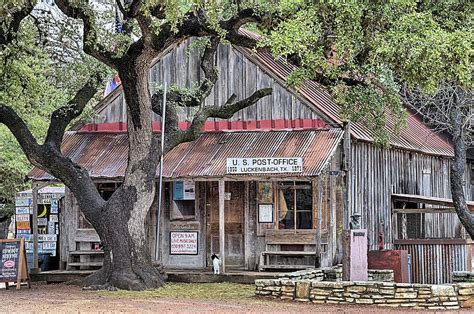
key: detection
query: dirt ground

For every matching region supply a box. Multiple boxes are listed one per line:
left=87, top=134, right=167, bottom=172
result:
left=0, top=282, right=466, bottom=313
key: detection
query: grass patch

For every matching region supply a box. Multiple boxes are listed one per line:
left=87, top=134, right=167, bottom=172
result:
left=100, top=283, right=256, bottom=301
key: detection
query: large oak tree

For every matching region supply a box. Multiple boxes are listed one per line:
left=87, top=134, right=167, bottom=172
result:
left=1, top=0, right=272, bottom=290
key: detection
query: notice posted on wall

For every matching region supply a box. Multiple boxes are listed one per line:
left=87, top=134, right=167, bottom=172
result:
left=170, top=231, right=198, bottom=255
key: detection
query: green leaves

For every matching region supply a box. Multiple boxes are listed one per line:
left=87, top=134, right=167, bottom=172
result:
left=0, top=13, right=104, bottom=208
left=261, top=1, right=472, bottom=145
left=376, top=12, right=473, bottom=92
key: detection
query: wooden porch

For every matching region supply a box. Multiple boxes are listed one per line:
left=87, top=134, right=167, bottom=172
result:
left=30, top=269, right=287, bottom=285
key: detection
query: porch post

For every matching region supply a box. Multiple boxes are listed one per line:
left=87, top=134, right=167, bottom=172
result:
left=32, top=181, right=39, bottom=271
left=343, top=122, right=352, bottom=230
left=218, top=179, right=226, bottom=273
left=315, top=178, right=323, bottom=267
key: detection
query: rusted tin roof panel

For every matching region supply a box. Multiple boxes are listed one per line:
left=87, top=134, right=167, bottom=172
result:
left=29, top=129, right=344, bottom=181
left=162, top=129, right=343, bottom=179
left=28, top=132, right=130, bottom=181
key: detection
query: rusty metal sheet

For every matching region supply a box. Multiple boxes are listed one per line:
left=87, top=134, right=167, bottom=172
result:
left=394, top=239, right=472, bottom=284
left=162, top=129, right=343, bottom=179
left=28, top=132, right=130, bottom=181
left=29, top=129, right=344, bottom=180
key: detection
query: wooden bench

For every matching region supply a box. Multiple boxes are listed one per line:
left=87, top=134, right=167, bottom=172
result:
left=259, top=229, right=326, bottom=271
left=67, top=250, right=104, bottom=270
left=66, top=230, right=104, bottom=270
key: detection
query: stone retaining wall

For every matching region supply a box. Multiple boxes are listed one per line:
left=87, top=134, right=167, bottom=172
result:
left=453, top=271, right=474, bottom=283
left=255, top=279, right=474, bottom=310
left=276, top=267, right=394, bottom=283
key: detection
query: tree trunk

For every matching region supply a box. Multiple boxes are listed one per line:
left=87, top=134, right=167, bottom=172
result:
left=81, top=47, right=165, bottom=290
left=450, top=106, right=474, bottom=239
left=81, top=188, right=165, bottom=290
left=0, top=215, right=11, bottom=239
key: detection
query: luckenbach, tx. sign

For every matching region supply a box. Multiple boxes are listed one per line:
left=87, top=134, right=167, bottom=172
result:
left=226, top=157, right=303, bottom=174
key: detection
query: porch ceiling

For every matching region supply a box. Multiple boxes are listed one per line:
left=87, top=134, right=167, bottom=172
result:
left=28, top=129, right=344, bottom=181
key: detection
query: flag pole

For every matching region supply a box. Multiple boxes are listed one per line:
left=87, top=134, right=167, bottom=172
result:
left=155, top=83, right=167, bottom=261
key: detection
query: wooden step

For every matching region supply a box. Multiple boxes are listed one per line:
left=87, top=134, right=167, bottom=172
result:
left=260, top=265, right=314, bottom=270
left=69, top=250, right=104, bottom=256
left=67, top=262, right=103, bottom=268
left=262, top=251, right=316, bottom=256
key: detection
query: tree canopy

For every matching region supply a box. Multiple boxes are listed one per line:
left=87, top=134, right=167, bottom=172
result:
left=262, top=0, right=473, bottom=143
left=0, top=3, right=107, bottom=215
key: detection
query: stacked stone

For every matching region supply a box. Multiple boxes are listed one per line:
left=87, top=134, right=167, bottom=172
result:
left=273, top=266, right=394, bottom=283
left=280, top=280, right=296, bottom=300
left=458, top=283, right=474, bottom=308
left=277, top=269, right=324, bottom=281
left=323, top=267, right=342, bottom=282
left=255, top=279, right=474, bottom=310
left=453, top=271, right=474, bottom=283
left=255, top=279, right=282, bottom=298
left=368, top=270, right=395, bottom=282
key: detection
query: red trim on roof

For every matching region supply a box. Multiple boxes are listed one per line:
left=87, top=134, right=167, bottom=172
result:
left=78, top=119, right=329, bottom=133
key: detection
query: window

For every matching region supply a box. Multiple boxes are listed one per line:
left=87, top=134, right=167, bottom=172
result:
left=395, top=201, right=424, bottom=239
left=169, top=181, right=196, bottom=220
left=278, top=182, right=313, bottom=229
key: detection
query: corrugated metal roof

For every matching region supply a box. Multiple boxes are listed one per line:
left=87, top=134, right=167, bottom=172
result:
left=28, top=132, right=129, bottom=181
left=238, top=29, right=454, bottom=157
left=28, top=129, right=344, bottom=181
left=163, top=128, right=343, bottom=178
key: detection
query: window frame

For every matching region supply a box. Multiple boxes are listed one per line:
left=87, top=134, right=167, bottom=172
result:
left=277, top=181, right=313, bottom=230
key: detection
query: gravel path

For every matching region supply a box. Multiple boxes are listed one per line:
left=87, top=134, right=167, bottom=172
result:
left=0, top=282, right=464, bottom=313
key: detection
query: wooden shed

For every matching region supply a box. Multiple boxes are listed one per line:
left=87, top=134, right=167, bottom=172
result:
left=28, top=31, right=473, bottom=283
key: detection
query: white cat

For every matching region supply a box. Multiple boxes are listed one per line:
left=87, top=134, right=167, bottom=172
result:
left=211, top=254, right=221, bottom=275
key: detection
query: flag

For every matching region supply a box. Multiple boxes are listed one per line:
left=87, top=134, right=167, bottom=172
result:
left=104, top=76, right=121, bottom=97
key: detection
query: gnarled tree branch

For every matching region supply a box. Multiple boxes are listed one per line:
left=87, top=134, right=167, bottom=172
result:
left=54, top=0, right=121, bottom=69
left=0, top=105, right=41, bottom=163
left=45, top=72, right=104, bottom=151
left=173, top=88, right=272, bottom=146
left=0, top=102, right=105, bottom=212
left=0, top=1, right=35, bottom=47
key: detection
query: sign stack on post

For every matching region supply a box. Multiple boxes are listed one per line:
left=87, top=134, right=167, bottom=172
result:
left=0, top=238, right=31, bottom=289
left=14, top=188, right=63, bottom=270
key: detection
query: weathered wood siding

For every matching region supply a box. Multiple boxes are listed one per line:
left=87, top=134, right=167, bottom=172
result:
left=95, top=40, right=322, bottom=125
left=351, top=142, right=472, bottom=251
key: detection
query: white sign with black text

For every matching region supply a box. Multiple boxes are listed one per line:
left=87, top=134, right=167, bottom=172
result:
left=226, top=157, right=303, bottom=174
left=258, top=204, right=274, bottom=223
left=170, top=231, right=198, bottom=255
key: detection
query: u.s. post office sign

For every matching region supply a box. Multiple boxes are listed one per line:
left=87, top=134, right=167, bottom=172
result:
left=226, top=157, right=303, bottom=174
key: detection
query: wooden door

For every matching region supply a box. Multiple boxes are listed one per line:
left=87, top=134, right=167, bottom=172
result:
left=206, top=181, right=245, bottom=268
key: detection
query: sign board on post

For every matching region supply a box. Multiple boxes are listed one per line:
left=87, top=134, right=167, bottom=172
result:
left=170, top=231, right=198, bottom=255
left=16, top=221, right=30, bottom=230
left=0, top=238, right=31, bottom=289
left=15, top=207, right=30, bottom=215
left=226, top=157, right=303, bottom=174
